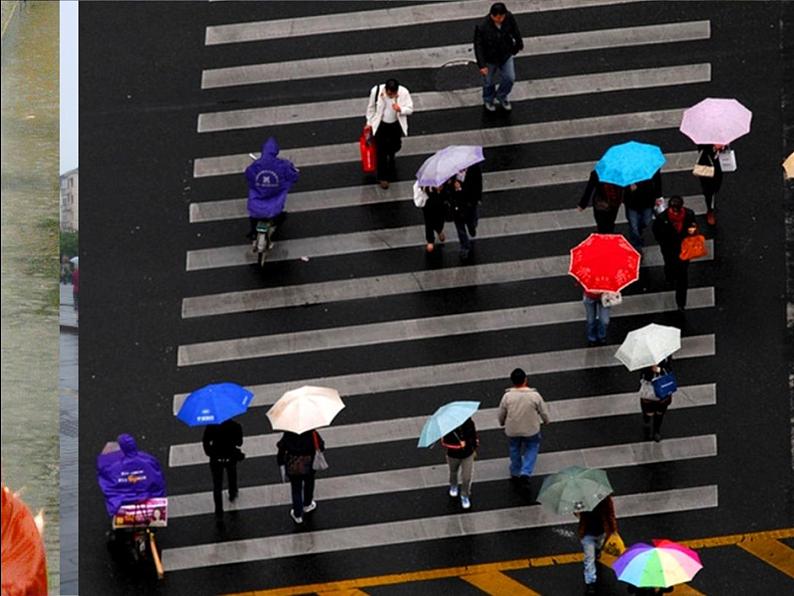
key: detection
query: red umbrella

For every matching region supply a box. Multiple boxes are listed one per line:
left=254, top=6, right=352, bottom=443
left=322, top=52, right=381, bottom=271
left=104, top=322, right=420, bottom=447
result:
left=569, top=233, right=640, bottom=293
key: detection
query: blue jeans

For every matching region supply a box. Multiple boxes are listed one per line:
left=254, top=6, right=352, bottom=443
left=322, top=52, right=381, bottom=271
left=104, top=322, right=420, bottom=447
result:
left=288, top=474, right=315, bottom=516
left=508, top=433, right=541, bottom=477
left=453, top=207, right=479, bottom=251
left=583, top=296, right=610, bottom=343
left=581, top=533, right=605, bottom=584
left=482, top=56, right=515, bottom=104
left=626, top=207, right=653, bottom=252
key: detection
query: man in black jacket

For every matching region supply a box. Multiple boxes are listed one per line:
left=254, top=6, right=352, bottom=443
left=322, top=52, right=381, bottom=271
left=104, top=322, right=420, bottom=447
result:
left=473, top=3, right=524, bottom=112
left=202, top=418, right=244, bottom=520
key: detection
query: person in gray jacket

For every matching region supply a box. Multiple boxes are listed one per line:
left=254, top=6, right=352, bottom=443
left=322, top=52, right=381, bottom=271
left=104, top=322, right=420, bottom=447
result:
left=497, top=368, right=550, bottom=484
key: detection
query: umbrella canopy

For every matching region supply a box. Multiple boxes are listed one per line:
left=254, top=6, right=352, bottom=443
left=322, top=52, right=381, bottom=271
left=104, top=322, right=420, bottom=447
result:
left=416, top=145, right=484, bottom=187
left=614, top=324, right=681, bottom=371
left=613, top=539, right=703, bottom=588
left=266, top=385, right=344, bottom=434
left=537, top=465, right=612, bottom=515
left=594, top=141, right=666, bottom=187
left=176, top=382, right=254, bottom=427
left=70, top=256, right=79, bottom=266
left=680, top=97, right=752, bottom=145
left=569, top=233, right=641, bottom=293
left=417, top=401, right=480, bottom=447
left=784, top=152, right=794, bottom=180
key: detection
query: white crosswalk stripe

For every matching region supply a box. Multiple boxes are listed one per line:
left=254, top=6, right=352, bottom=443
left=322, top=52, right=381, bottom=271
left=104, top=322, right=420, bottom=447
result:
left=165, top=6, right=723, bottom=575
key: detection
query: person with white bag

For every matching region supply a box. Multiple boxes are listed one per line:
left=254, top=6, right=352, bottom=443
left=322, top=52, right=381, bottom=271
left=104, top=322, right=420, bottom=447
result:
left=415, top=181, right=447, bottom=253
left=694, top=144, right=729, bottom=226
left=276, top=430, right=326, bottom=524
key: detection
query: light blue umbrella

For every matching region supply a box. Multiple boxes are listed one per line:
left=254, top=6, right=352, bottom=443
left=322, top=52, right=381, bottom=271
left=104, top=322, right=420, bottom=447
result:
left=176, top=382, right=253, bottom=426
left=594, top=141, right=666, bottom=187
left=416, top=145, right=484, bottom=187
left=418, top=401, right=480, bottom=447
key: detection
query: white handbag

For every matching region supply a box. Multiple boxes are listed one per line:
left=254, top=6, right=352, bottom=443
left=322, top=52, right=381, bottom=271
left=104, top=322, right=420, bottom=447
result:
left=412, top=181, right=429, bottom=207
left=718, top=148, right=737, bottom=172
left=601, top=292, right=622, bottom=308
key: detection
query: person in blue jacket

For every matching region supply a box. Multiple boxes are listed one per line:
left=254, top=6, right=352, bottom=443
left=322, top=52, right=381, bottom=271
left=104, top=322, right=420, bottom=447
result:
left=245, top=137, right=299, bottom=240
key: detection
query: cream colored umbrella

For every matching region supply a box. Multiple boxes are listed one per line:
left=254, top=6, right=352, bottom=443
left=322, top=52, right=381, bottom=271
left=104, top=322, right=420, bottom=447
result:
left=614, top=324, right=681, bottom=371
left=783, top=152, right=794, bottom=180
left=266, top=386, right=344, bottom=434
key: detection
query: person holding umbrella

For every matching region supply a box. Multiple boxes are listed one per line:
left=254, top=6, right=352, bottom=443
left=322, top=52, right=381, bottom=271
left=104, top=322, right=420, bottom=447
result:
left=267, top=386, right=344, bottom=524
left=577, top=170, right=624, bottom=233
left=624, top=169, right=662, bottom=253
left=640, top=356, right=676, bottom=442
left=421, top=182, right=448, bottom=254
left=276, top=430, right=325, bottom=524
left=652, top=195, right=697, bottom=311
left=694, top=144, right=723, bottom=226
left=447, top=163, right=483, bottom=261
left=576, top=495, right=618, bottom=595
left=440, top=415, right=479, bottom=509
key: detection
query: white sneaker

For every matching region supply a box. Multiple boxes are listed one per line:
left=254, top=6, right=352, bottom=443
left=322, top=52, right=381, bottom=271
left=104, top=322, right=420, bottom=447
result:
left=449, top=485, right=459, bottom=498
left=461, top=495, right=471, bottom=509
left=303, top=500, right=317, bottom=513
left=289, top=509, right=303, bottom=524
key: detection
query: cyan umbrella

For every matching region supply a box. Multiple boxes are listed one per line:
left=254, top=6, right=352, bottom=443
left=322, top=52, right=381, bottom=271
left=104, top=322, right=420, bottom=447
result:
left=416, top=145, right=484, bottom=187
left=594, top=141, right=666, bottom=187
left=418, top=401, right=480, bottom=447
left=176, top=382, right=253, bottom=426
left=537, top=465, right=612, bottom=515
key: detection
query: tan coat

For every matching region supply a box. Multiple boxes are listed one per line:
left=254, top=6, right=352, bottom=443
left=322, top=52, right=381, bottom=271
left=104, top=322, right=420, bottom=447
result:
left=497, top=386, right=550, bottom=437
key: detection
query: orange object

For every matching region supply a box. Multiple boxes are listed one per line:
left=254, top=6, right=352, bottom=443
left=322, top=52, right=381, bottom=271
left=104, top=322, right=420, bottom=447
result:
left=680, top=234, right=708, bottom=261
left=1, top=486, right=48, bottom=596
left=359, top=129, right=377, bottom=174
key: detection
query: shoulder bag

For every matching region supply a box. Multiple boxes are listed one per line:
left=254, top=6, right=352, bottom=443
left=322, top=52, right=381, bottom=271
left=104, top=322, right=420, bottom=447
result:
left=312, top=431, right=329, bottom=472
left=651, top=372, right=678, bottom=399
left=638, top=378, right=656, bottom=401
left=412, top=181, right=428, bottom=207
left=692, top=151, right=715, bottom=178
left=601, top=292, right=622, bottom=308
left=718, top=148, right=737, bottom=172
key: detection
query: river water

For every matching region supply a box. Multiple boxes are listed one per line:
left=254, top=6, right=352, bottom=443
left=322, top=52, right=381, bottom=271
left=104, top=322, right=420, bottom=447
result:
left=1, top=1, right=61, bottom=591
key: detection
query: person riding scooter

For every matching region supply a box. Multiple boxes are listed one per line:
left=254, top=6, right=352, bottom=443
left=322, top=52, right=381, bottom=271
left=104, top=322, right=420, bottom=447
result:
left=245, top=137, right=299, bottom=247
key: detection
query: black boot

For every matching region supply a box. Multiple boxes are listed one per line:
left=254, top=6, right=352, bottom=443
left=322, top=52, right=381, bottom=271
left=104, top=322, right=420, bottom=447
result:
left=642, top=415, right=652, bottom=440
left=652, top=414, right=664, bottom=442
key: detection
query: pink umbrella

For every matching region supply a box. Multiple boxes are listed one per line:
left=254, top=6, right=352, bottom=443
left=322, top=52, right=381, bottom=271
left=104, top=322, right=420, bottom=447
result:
left=680, top=98, right=752, bottom=145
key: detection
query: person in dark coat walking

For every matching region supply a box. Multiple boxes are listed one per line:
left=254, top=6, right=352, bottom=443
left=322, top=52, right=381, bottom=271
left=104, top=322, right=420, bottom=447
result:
left=577, top=170, right=625, bottom=233
left=276, top=430, right=325, bottom=524
left=624, top=170, right=662, bottom=252
left=652, top=195, right=697, bottom=311
left=447, top=164, right=483, bottom=261
left=695, top=144, right=724, bottom=226
left=473, top=2, right=523, bottom=112
left=421, top=183, right=448, bottom=253
left=575, top=495, right=618, bottom=594
left=202, top=419, right=244, bottom=520
left=440, top=417, right=479, bottom=509
left=639, top=356, right=676, bottom=442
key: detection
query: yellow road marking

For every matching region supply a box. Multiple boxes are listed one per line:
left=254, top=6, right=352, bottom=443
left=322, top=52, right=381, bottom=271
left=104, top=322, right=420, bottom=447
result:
left=461, top=571, right=540, bottom=595
left=736, top=537, right=794, bottom=579
left=226, top=528, right=794, bottom=595
left=317, top=590, right=369, bottom=596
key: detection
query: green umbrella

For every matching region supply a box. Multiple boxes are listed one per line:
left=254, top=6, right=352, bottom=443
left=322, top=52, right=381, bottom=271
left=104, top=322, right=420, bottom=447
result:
left=537, top=465, right=613, bottom=515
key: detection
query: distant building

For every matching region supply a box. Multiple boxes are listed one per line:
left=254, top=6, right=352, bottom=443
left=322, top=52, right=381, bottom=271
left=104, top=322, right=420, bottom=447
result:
left=60, top=168, right=78, bottom=231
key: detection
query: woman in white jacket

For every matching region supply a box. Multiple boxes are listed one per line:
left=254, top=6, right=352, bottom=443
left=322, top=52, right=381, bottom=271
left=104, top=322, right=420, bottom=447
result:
left=365, top=78, right=414, bottom=189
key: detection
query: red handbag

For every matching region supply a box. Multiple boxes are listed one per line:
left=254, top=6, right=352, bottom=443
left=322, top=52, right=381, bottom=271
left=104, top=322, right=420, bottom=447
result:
left=680, top=234, right=707, bottom=260
left=359, top=129, right=376, bottom=173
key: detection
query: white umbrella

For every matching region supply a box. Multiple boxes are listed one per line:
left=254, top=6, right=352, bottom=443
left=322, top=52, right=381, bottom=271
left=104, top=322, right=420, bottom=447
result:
left=266, top=385, right=344, bottom=434
left=70, top=256, right=79, bottom=266
left=614, top=324, right=681, bottom=371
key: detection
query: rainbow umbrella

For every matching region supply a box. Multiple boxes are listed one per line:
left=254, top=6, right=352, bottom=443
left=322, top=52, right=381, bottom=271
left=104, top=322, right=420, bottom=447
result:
left=613, top=539, right=703, bottom=588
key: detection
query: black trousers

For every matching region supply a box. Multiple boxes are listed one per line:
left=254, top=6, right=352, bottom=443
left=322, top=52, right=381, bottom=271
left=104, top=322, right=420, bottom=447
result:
left=375, top=121, right=402, bottom=181
left=288, top=474, right=315, bottom=515
left=662, top=249, right=690, bottom=308
left=210, top=458, right=238, bottom=515
left=698, top=169, right=723, bottom=210
left=593, top=207, right=619, bottom=233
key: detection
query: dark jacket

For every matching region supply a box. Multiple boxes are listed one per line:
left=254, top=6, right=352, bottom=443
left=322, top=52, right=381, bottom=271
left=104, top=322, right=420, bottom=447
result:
left=652, top=207, right=697, bottom=257
left=577, top=495, right=617, bottom=539
left=276, top=430, right=325, bottom=466
left=640, top=356, right=673, bottom=383
left=245, top=137, right=300, bottom=219
left=696, top=144, right=723, bottom=174
left=441, top=418, right=479, bottom=459
left=578, top=170, right=624, bottom=212
left=202, top=419, right=243, bottom=460
left=448, top=165, right=483, bottom=220
left=624, top=171, right=662, bottom=211
left=474, top=12, right=523, bottom=67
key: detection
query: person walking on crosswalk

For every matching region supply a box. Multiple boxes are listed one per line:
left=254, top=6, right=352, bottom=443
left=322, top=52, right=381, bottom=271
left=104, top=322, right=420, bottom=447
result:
left=474, top=2, right=524, bottom=112
left=448, top=164, right=483, bottom=261
left=639, top=356, right=676, bottom=442
left=498, top=368, right=550, bottom=486
left=575, top=495, right=618, bottom=594
left=624, top=169, right=663, bottom=253
left=365, top=78, right=414, bottom=189
left=420, top=183, right=448, bottom=253
left=202, top=418, right=244, bottom=522
left=652, top=195, right=697, bottom=311
left=276, top=430, right=325, bottom=524
left=577, top=170, right=625, bottom=234
left=441, top=417, right=479, bottom=509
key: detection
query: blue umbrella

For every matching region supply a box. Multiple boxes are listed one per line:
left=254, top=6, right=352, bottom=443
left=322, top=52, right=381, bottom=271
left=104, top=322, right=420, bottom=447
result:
left=176, top=382, right=253, bottom=426
left=418, top=401, right=480, bottom=447
left=594, top=141, right=666, bottom=187
left=416, top=145, right=484, bottom=187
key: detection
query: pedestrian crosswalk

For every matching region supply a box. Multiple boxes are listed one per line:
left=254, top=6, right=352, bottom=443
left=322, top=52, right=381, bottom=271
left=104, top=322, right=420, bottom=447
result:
left=162, top=1, right=724, bottom=586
